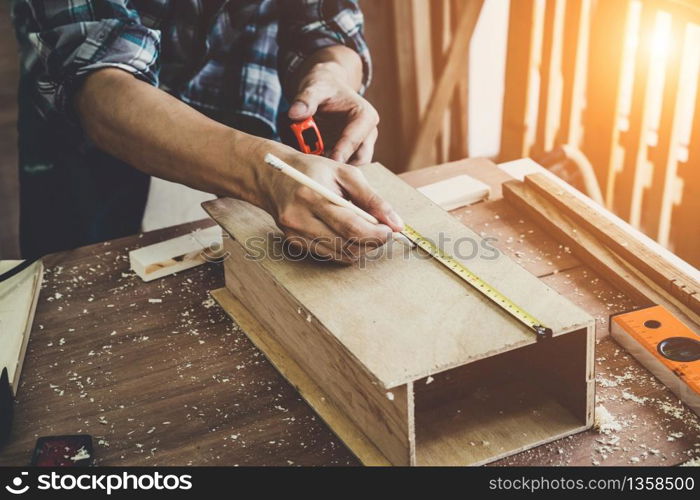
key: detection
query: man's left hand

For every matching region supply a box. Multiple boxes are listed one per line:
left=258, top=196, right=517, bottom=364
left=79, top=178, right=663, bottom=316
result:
left=288, top=61, right=378, bottom=166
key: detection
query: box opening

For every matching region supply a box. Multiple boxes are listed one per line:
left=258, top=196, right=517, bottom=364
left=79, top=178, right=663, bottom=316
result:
left=414, top=328, right=590, bottom=465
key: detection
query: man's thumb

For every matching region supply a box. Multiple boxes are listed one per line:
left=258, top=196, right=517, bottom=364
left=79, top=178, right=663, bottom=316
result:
left=288, top=86, right=323, bottom=120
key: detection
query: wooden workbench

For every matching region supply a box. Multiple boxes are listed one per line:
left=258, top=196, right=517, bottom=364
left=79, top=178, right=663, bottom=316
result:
left=1, top=159, right=698, bottom=466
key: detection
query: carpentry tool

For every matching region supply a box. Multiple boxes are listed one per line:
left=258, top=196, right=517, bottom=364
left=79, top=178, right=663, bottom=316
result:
left=265, top=153, right=551, bottom=341
left=290, top=117, right=325, bottom=155
left=400, top=225, right=553, bottom=341
left=611, top=305, right=700, bottom=415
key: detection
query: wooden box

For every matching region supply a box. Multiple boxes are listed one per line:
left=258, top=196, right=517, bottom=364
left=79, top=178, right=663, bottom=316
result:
left=204, top=163, right=595, bottom=466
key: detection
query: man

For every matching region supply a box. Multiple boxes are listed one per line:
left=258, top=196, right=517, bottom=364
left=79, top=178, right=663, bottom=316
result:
left=12, top=0, right=403, bottom=262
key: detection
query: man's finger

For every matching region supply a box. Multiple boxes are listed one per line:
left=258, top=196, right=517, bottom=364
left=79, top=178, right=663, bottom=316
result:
left=314, top=202, right=391, bottom=250
left=338, top=167, right=404, bottom=232
left=348, top=127, right=378, bottom=166
left=329, top=105, right=379, bottom=163
left=284, top=229, right=356, bottom=264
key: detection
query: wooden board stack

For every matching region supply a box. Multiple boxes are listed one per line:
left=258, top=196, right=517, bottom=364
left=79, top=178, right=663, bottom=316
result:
left=205, top=163, right=595, bottom=466
left=500, top=160, right=700, bottom=335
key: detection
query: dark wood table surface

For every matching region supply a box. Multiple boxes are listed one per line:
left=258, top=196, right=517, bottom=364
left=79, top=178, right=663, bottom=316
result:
left=1, top=159, right=698, bottom=466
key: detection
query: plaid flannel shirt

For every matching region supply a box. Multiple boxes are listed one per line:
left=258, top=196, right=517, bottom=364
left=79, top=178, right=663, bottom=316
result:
left=12, top=0, right=371, bottom=133
left=11, top=0, right=371, bottom=258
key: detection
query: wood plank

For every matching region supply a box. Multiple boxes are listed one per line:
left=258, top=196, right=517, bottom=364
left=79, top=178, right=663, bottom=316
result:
left=502, top=179, right=700, bottom=332
left=559, top=0, right=591, bottom=147
left=668, top=58, right=700, bottom=269
left=221, top=254, right=412, bottom=465
left=449, top=0, right=470, bottom=160
left=641, top=16, right=686, bottom=240
left=523, top=173, right=700, bottom=315
left=406, top=0, right=484, bottom=171
left=500, top=0, right=542, bottom=161
left=533, top=0, right=566, bottom=157
left=613, top=2, right=657, bottom=224
left=210, top=287, right=391, bottom=466
left=204, top=163, right=593, bottom=389
left=582, top=0, right=632, bottom=200
left=390, top=0, right=420, bottom=166
left=357, top=0, right=403, bottom=171
left=498, top=158, right=700, bottom=282
left=128, top=224, right=221, bottom=282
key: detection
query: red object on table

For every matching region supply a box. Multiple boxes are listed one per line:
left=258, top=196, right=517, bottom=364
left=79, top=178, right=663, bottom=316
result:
left=290, top=117, right=324, bottom=155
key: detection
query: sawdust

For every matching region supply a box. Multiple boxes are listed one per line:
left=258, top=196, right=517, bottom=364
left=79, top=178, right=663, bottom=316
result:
left=594, top=405, right=622, bottom=435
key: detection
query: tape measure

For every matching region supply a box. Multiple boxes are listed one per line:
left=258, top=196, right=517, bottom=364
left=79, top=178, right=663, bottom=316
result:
left=401, top=225, right=553, bottom=341
left=291, top=117, right=552, bottom=341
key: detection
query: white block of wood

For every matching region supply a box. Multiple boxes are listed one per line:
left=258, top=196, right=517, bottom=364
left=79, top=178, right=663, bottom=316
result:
left=417, top=174, right=490, bottom=210
left=204, top=162, right=595, bottom=466
left=129, top=226, right=222, bottom=282
left=0, top=260, right=43, bottom=395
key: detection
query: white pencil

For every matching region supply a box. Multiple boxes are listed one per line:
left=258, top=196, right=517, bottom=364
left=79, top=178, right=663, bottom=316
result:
left=264, top=153, right=414, bottom=247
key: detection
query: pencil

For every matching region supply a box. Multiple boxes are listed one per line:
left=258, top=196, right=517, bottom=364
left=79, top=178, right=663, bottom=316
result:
left=264, top=153, right=414, bottom=247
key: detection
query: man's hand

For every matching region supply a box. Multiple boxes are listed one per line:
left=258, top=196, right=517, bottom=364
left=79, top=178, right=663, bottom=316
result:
left=259, top=150, right=403, bottom=263
left=289, top=61, right=378, bottom=166
left=76, top=68, right=398, bottom=264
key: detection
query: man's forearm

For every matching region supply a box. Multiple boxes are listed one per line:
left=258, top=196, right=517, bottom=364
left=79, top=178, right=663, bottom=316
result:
left=74, top=68, right=291, bottom=208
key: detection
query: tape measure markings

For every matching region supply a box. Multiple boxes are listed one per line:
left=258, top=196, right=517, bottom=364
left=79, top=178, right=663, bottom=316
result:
left=401, top=224, right=553, bottom=341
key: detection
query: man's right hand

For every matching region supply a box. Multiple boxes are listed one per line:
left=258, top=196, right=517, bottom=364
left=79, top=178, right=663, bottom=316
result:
left=256, top=150, right=404, bottom=263
left=75, top=69, right=400, bottom=264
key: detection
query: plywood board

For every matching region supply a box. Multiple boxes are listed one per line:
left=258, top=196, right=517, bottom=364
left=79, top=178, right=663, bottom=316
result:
left=210, top=287, right=391, bottom=465
left=203, top=163, right=593, bottom=389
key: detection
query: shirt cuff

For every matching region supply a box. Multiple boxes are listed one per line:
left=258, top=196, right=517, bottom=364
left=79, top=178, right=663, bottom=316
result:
left=54, top=19, right=160, bottom=122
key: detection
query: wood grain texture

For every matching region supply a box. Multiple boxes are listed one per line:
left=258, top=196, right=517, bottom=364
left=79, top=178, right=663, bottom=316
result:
left=0, top=157, right=698, bottom=465
left=0, top=221, right=359, bottom=467
left=406, top=0, right=483, bottom=171
left=502, top=180, right=700, bottom=333
left=524, top=173, right=700, bottom=315
left=204, top=163, right=593, bottom=389
left=129, top=224, right=221, bottom=282
left=222, top=249, right=412, bottom=465
left=210, top=287, right=391, bottom=466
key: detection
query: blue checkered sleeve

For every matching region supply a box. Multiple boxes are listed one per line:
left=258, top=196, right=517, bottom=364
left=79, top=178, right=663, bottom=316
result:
left=277, top=0, right=371, bottom=94
left=12, top=0, right=160, bottom=120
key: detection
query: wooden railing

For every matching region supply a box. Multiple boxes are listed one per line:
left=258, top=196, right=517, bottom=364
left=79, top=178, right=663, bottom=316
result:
left=500, top=0, right=700, bottom=268
left=363, top=0, right=484, bottom=171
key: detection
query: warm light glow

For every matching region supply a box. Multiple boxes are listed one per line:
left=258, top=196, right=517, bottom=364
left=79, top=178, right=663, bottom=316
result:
left=650, top=12, right=672, bottom=58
